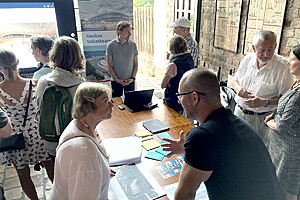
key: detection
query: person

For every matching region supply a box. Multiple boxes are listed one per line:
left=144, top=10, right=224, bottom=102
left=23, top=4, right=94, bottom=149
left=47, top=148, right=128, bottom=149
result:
left=106, top=21, right=138, bottom=97
left=161, top=35, right=194, bottom=114
left=50, top=82, right=114, bottom=200
left=0, top=49, right=53, bottom=200
left=169, top=17, right=199, bottom=67
left=264, top=44, right=300, bottom=200
left=162, top=68, right=285, bottom=200
left=232, top=30, right=293, bottom=145
left=36, top=36, right=86, bottom=160
left=0, top=108, right=12, bottom=138
left=31, top=36, right=54, bottom=80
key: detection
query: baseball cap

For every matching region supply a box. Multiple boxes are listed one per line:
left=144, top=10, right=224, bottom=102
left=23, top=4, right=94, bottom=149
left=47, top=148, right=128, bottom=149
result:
left=169, top=17, right=191, bottom=28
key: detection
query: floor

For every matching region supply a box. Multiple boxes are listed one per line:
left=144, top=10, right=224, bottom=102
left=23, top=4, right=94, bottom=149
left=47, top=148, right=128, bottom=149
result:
left=0, top=73, right=163, bottom=200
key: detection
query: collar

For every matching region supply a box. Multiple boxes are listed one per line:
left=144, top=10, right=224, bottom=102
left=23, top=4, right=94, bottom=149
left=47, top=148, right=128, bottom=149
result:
left=184, top=33, right=192, bottom=41
left=116, top=37, right=129, bottom=45
left=253, top=54, right=275, bottom=71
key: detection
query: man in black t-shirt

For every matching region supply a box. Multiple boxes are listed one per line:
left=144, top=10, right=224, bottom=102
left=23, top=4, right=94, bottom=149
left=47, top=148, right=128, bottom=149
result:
left=162, top=68, right=284, bottom=200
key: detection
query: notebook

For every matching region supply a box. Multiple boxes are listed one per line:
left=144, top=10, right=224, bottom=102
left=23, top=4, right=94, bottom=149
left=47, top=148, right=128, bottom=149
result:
left=123, top=89, right=157, bottom=112
left=142, top=119, right=169, bottom=134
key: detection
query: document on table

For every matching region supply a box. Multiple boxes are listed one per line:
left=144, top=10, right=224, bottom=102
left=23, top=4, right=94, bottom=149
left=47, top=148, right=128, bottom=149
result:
left=164, top=182, right=208, bottom=200
left=102, top=136, right=142, bottom=166
left=108, top=163, right=166, bottom=200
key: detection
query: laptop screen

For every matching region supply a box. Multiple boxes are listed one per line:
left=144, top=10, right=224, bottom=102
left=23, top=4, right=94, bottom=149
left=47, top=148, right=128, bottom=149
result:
left=124, top=89, right=154, bottom=106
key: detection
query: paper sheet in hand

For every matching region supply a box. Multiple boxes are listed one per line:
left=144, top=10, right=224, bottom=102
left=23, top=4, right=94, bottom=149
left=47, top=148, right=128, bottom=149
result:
left=102, top=136, right=142, bottom=166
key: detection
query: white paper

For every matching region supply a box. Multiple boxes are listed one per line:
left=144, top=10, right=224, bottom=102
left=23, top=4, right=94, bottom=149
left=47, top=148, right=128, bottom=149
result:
left=164, top=182, right=208, bottom=200
left=108, top=163, right=166, bottom=200
left=103, top=136, right=142, bottom=166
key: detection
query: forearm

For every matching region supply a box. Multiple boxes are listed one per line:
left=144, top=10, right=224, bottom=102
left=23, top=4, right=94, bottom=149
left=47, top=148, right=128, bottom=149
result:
left=107, top=65, right=119, bottom=81
left=131, top=57, right=138, bottom=78
left=232, top=80, right=241, bottom=94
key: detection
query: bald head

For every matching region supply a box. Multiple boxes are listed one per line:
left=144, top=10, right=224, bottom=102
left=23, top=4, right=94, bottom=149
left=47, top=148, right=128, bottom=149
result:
left=180, top=68, right=220, bottom=104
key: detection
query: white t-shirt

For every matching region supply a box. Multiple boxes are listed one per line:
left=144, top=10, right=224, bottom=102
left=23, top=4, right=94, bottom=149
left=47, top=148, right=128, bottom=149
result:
left=233, top=52, right=294, bottom=112
left=50, top=120, right=110, bottom=200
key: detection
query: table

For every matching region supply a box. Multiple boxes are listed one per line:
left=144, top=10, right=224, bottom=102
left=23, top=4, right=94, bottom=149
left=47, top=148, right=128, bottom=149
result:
left=97, top=98, right=195, bottom=199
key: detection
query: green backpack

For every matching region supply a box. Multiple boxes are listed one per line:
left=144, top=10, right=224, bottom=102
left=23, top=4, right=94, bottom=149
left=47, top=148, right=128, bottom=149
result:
left=39, top=85, right=73, bottom=142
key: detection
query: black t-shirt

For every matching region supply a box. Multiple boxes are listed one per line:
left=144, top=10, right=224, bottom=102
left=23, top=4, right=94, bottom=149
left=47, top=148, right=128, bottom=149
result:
left=0, top=108, right=8, bottom=129
left=184, top=107, right=284, bottom=200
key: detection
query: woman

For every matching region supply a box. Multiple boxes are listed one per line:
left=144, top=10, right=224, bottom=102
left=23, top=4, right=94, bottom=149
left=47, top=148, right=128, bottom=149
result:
left=50, top=82, right=114, bottom=200
left=36, top=36, right=86, bottom=160
left=0, top=49, right=52, bottom=200
left=161, top=35, right=194, bottom=114
left=265, top=44, right=300, bottom=200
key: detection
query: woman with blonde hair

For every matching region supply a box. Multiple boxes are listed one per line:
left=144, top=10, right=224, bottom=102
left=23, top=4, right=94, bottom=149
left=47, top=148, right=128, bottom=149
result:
left=36, top=36, right=86, bottom=160
left=0, top=49, right=52, bottom=200
left=51, top=82, right=114, bottom=200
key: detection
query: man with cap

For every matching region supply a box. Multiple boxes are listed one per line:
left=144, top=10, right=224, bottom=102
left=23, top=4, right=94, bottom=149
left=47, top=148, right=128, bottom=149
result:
left=170, top=17, right=199, bottom=67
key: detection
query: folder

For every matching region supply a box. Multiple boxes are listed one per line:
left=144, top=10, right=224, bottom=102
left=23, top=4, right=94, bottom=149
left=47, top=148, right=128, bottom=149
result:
left=142, top=119, right=169, bottom=134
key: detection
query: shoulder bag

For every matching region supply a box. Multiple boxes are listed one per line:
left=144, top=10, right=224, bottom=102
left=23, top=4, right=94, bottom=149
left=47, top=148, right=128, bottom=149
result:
left=0, top=80, right=33, bottom=152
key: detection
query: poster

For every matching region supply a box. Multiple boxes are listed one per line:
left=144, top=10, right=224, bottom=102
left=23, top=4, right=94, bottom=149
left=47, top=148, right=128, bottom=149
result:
left=78, top=0, right=133, bottom=81
left=243, top=0, right=287, bottom=54
left=214, top=0, right=243, bottom=53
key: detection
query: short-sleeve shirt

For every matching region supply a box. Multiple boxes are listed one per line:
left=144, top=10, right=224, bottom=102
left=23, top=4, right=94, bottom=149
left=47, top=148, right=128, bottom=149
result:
left=233, top=52, right=293, bottom=112
left=106, top=38, right=138, bottom=80
left=0, top=108, right=8, bottom=129
left=185, top=34, right=199, bottom=67
left=184, top=107, right=284, bottom=200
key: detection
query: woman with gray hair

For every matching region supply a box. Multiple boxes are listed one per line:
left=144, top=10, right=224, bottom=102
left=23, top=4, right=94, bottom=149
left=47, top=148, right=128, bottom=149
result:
left=51, top=82, right=114, bottom=200
left=161, top=35, right=194, bottom=114
left=0, top=49, right=53, bottom=200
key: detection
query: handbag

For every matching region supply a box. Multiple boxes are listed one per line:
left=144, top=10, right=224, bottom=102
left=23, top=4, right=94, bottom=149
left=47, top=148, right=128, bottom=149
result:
left=0, top=80, right=32, bottom=152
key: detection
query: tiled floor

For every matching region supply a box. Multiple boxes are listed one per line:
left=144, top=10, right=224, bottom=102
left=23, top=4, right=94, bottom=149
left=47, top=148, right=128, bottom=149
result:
left=0, top=73, right=163, bottom=200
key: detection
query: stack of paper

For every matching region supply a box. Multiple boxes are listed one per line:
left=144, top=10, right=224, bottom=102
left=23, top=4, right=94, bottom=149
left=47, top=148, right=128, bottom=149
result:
left=102, top=136, right=142, bottom=166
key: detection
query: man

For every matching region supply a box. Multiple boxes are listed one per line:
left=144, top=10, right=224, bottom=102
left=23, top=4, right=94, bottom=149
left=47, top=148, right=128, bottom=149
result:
left=232, top=30, right=293, bottom=145
left=106, top=21, right=138, bottom=97
left=170, top=17, right=199, bottom=67
left=162, top=68, right=285, bottom=200
left=31, top=36, right=54, bottom=80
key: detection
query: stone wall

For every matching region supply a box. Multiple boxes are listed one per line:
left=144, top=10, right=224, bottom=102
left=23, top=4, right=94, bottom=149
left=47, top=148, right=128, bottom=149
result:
left=199, top=0, right=300, bottom=80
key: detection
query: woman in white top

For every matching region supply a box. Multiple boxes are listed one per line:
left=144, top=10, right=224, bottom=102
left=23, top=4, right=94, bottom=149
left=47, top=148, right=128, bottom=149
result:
left=51, top=82, right=114, bottom=200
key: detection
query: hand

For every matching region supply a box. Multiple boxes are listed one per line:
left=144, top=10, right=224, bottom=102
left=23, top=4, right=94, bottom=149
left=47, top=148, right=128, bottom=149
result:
left=161, top=131, right=185, bottom=157
left=122, top=78, right=134, bottom=86
left=166, top=52, right=171, bottom=60
left=244, top=96, right=265, bottom=108
left=264, top=114, right=273, bottom=124
left=266, top=119, right=277, bottom=130
left=110, top=168, right=116, bottom=177
left=237, top=87, right=254, bottom=98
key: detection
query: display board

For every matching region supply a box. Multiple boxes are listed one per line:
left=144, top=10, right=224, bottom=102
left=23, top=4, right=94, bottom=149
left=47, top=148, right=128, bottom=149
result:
left=214, top=0, right=243, bottom=53
left=78, top=0, right=133, bottom=81
left=243, top=0, right=287, bottom=54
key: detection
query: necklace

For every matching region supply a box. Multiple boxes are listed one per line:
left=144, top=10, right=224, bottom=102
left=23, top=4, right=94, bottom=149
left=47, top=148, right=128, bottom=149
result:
left=80, top=119, right=90, bottom=129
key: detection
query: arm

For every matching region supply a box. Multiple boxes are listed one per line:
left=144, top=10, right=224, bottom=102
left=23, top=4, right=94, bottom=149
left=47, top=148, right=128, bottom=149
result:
left=244, top=96, right=280, bottom=108
left=106, top=55, right=122, bottom=84
left=161, top=63, right=177, bottom=89
left=0, top=117, right=12, bottom=138
left=232, top=80, right=253, bottom=98
left=131, top=55, right=138, bottom=79
left=175, top=162, right=212, bottom=200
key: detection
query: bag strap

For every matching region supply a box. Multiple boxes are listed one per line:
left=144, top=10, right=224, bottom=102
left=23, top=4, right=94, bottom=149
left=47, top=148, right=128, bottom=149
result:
left=22, top=80, right=32, bottom=127
left=57, top=135, right=109, bottom=159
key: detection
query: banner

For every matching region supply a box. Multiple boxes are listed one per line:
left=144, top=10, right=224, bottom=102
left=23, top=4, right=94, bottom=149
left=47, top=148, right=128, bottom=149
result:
left=78, top=0, right=133, bottom=81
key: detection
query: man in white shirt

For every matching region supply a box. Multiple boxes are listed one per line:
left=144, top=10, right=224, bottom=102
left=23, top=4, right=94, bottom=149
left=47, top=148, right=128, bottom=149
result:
left=169, top=17, right=199, bottom=67
left=232, top=30, right=293, bottom=146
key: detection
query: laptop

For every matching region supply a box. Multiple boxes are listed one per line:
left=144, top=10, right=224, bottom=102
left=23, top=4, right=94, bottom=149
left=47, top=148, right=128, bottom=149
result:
left=123, top=89, right=157, bottom=112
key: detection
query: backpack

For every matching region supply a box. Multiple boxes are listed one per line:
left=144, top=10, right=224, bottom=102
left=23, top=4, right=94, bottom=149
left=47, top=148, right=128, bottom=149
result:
left=39, top=84, right=73, bottom=142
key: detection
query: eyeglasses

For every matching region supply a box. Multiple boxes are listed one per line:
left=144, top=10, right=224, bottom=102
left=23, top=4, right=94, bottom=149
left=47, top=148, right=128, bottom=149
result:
left=175, top=91, right=206, bottom=98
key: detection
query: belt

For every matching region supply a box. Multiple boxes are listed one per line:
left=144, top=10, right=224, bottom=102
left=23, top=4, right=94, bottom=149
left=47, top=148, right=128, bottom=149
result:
left=238, top=106, right=269, bottom=116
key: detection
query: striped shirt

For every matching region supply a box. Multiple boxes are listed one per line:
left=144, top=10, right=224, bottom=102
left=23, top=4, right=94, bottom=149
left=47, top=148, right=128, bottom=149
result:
left=185, top=34, right=199, bottom=67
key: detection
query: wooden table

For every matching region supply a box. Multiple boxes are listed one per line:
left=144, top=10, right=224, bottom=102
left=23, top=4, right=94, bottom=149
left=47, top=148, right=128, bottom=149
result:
left=97, top=98, right=195, bottom=199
